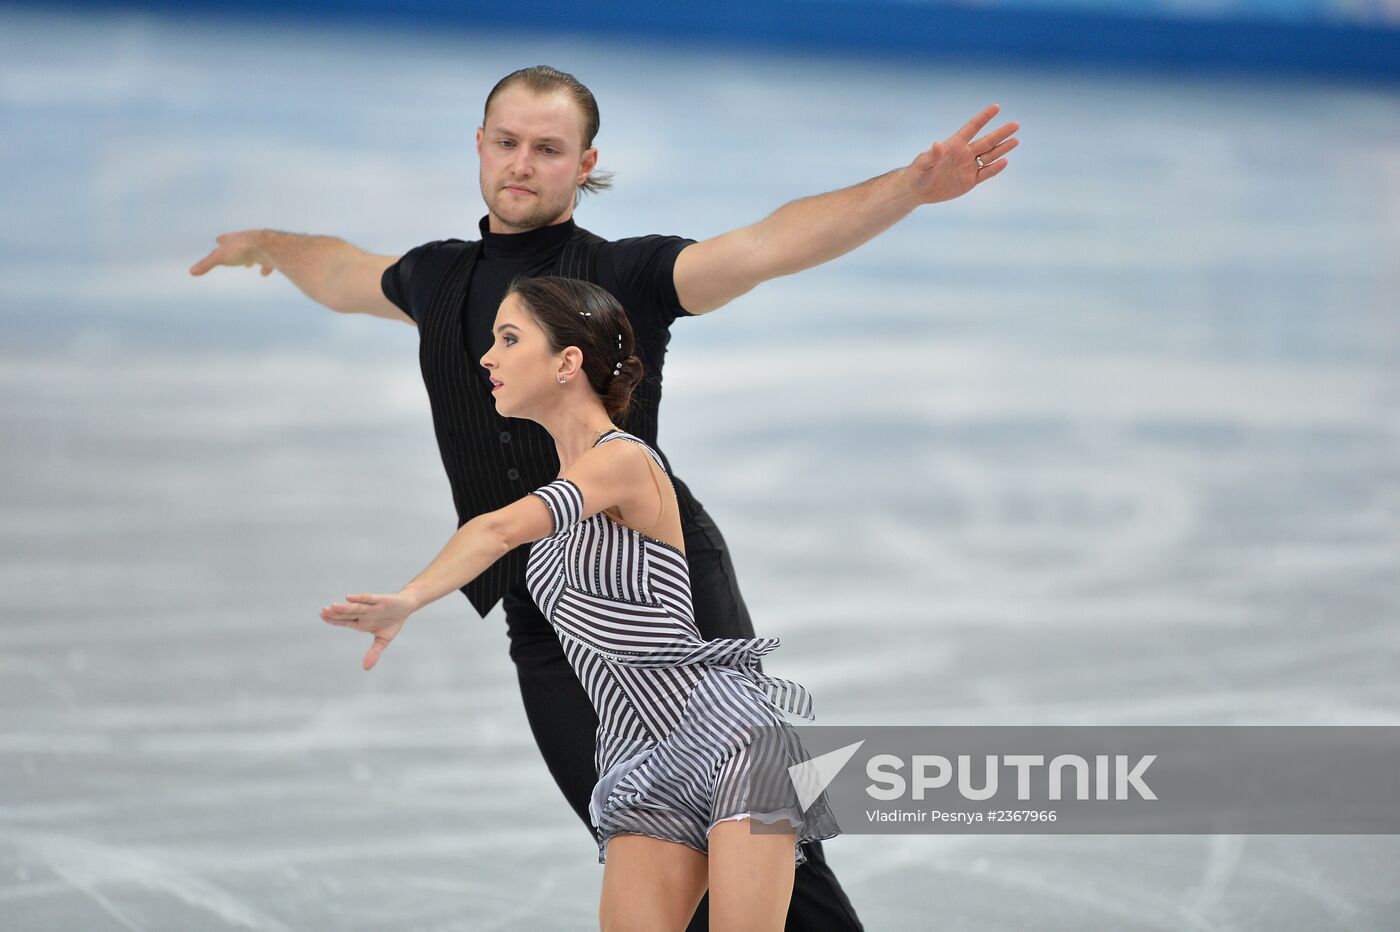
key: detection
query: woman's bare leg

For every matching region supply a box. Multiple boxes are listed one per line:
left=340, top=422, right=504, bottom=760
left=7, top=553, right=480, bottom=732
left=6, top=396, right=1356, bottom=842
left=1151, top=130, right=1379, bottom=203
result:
left=706, top=818, right=798, bottom=932
left=598, top=833, right=709, bottom=932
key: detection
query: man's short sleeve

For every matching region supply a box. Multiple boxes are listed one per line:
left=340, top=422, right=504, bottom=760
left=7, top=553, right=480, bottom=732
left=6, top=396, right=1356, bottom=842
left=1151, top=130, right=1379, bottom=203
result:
left=597, top=234, right=698, bottom=330
left=381, top=239, right=469, bottom=322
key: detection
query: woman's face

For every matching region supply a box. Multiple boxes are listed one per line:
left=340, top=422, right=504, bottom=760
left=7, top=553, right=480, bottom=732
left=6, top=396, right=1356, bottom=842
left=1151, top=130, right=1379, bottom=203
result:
left=479, top=292, right=562, bottom=418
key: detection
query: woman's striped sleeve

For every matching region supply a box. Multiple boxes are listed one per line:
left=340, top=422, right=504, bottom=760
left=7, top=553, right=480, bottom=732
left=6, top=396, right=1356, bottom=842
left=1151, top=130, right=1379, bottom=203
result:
left=528, top=477, right=585, bottom=535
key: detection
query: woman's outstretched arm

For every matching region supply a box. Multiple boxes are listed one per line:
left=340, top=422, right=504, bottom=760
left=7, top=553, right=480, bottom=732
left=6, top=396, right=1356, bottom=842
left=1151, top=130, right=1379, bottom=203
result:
left=319, top=438, right=655, bottom=669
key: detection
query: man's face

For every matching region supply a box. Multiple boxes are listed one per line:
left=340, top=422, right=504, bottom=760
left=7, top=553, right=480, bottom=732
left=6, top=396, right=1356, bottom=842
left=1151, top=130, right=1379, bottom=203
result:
left=476, top=86, right=598, bottom=233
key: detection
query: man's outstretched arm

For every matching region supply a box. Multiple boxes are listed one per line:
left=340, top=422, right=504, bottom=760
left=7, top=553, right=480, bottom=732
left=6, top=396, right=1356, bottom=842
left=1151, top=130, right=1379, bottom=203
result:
left=673, top=103, right=1019, bottom=315
left=189, top=230, right=411, bottom=324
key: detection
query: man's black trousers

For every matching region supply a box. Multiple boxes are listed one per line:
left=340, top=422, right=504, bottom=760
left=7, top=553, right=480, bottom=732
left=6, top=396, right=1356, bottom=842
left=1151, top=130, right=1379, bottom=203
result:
left=501, top=503, right=864, bottom=931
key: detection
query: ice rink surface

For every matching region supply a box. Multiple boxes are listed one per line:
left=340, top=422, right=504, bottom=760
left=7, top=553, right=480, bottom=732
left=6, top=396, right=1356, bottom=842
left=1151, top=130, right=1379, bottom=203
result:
left=2, top=6, right=1399, bottom=929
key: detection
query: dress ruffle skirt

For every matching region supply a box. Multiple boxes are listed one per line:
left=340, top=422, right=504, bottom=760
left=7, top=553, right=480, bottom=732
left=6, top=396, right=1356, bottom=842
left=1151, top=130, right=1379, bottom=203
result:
left=585, top=634, right=842, bottom=867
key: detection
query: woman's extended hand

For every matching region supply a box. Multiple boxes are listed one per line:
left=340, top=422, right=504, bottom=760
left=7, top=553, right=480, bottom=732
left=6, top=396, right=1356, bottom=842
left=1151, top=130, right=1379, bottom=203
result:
left=320, top=593, right=414, bottom=671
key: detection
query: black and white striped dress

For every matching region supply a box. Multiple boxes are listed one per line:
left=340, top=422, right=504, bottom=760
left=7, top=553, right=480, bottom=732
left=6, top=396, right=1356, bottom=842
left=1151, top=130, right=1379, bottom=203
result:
left=525, top=429, right=840, bottom=865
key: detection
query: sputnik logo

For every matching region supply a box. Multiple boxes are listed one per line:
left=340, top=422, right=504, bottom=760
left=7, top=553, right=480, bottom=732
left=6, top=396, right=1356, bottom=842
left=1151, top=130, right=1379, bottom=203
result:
left=788, top=740, right=866, bottom=811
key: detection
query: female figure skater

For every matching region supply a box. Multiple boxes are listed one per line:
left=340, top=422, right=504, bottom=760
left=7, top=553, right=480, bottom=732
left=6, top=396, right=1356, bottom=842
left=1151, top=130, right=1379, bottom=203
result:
left=320, top=275, right=838, bottom=931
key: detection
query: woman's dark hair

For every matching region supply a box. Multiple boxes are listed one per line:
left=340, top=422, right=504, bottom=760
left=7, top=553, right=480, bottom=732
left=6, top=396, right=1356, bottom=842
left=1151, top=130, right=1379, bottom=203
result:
left=505, top=275, right=643, bottom=420
left=484, top=65, right=615, bottom=201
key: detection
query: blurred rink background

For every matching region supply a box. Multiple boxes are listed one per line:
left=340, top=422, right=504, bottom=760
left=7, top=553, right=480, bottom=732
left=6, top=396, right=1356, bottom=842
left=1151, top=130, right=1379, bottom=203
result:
left=2, top=0, right=1399, bottom=929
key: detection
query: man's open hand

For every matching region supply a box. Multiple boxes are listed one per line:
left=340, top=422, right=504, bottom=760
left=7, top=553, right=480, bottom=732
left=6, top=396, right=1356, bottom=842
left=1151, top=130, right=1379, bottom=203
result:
left=908, top=103, right=1020, bottom=204
left=190, top=231, right=274, bottom=277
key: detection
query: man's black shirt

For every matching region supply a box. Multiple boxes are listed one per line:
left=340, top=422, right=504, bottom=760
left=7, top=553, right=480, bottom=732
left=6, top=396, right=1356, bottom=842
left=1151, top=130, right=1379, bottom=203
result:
left=380, top=215, right=702, bottom=618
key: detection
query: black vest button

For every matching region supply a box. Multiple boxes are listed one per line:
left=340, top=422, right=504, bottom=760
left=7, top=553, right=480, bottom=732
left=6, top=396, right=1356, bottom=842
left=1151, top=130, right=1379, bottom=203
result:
left=499, top=431, right=511, bottom=443
left=506, top=468, right=520, bottom=480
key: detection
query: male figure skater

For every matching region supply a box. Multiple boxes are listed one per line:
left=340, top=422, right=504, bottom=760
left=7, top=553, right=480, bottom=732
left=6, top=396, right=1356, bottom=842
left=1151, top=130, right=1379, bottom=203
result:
left=191, top=65, right=1018, bottom=931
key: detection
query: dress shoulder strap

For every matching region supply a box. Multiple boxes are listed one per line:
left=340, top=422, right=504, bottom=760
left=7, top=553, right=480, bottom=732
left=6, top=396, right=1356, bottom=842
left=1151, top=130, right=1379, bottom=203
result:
left=595, top=431, right=669, bottom=477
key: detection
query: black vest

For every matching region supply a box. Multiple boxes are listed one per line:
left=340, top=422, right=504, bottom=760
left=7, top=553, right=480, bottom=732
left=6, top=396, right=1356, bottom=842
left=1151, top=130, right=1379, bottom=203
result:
left=415, top=226, right=695, bottom=618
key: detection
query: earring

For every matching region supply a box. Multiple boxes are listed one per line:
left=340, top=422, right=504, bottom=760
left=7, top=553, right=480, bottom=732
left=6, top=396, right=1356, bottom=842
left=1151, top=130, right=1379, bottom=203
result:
left=557, top=375, right=566, bottom=384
